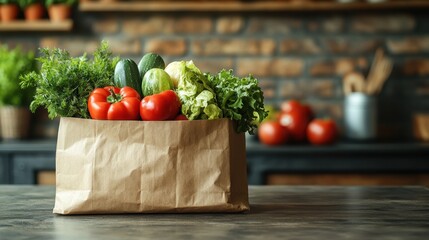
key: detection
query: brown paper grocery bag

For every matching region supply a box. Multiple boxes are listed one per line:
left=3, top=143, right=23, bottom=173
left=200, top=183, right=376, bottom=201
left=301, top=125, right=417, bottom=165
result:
left=53, top=117, right=249, bottom=214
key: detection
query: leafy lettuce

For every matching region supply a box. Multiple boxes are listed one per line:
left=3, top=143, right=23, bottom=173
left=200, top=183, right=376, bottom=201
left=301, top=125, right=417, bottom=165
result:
left=206, top=70, right=267, bottom=134
left=166, top=61, right=267, bottom=133
left=172, top=61, right=222, bottom=120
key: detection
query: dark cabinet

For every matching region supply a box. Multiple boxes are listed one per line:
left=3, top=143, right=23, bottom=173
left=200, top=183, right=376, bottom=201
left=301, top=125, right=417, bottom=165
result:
left=0, top=141, right=56, bottom=184
left=0, top=154, right=10, bottom=184
left=246, top=139, right=429, bottom=185
left=12, top=154, right=55, bottom=184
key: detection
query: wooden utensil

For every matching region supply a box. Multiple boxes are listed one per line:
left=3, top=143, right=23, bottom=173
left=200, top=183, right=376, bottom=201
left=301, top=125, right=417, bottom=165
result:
left=365, top=48, right=393, bottom=95
left=366, top=48, right=384, bottom=94
left=374, top=58, right=393, bottom=94
left=343, top=72, right=366, bottom=95
left=367, top=58, right=393, bottom=95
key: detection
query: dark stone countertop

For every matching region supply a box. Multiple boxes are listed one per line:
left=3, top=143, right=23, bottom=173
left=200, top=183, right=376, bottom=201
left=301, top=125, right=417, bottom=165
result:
left=0, top=185, right=429, bottom=240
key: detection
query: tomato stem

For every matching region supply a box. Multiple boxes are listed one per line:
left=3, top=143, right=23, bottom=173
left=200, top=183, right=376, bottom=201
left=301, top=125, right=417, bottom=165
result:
left=107, top=88, right=123, bottom=103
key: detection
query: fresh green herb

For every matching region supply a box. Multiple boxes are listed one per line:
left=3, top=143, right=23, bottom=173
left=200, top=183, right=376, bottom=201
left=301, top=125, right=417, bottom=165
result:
left=17, top=0, right=41, bottom=8
left=0, top=45, right=36, bottom=107
left=0, top=0, right=18, bottom=4
left=207, top=70, right=267, bottom=134
left=20, top=41, right=119, bottom=119
left=170, top=60, right=222, bottom=120
left=44, top=0, right=76, bottom=6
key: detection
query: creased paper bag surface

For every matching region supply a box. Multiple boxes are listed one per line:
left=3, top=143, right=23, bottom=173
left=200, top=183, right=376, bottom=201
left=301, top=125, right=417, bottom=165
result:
left=53, top=117, right=249, bottom=214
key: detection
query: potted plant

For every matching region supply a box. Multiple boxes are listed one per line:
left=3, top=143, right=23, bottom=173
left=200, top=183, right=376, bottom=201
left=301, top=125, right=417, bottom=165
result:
left=19, top=0, right=44, bottom=21
left=45, top=0, right=76, bottom=22
left=0, top=0, right=20, bottom=22
left=0, top=45, right=36, bottom=140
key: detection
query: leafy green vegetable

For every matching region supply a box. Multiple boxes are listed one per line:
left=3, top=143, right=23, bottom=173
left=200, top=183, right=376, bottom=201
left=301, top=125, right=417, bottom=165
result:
left=0, top=0, right=17, bottom=4
left=263, top=105, right=279, bottom=122
left=206, top=69, right=267, bottom=134
left=20, top=41, right=119, bottom=119
left=44, top=0, right=76, bottom=6
left=18, top=0, right=41, bottom=8
left=173, top=61, right=222, bottom=120
left=0, top=45, right=36, bottom=107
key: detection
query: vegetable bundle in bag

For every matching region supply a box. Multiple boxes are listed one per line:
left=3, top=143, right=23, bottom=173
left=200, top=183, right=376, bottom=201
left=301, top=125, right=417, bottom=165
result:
left=21, top=42, right=264, bottom=214
left=53, top=117, right=249, bottom=214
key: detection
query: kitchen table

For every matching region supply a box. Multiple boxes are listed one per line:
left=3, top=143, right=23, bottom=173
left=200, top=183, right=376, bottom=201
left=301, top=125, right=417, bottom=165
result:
left=0, top=185, right=428, bottom=240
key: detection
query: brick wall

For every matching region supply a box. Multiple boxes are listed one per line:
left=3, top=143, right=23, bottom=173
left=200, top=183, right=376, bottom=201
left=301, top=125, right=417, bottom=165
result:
left=1, top=10, right=429, bottom=139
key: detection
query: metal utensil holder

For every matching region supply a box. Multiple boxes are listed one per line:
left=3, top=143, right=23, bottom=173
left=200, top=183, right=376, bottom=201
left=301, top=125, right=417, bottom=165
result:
left=344, top=93, right=377, bottom=140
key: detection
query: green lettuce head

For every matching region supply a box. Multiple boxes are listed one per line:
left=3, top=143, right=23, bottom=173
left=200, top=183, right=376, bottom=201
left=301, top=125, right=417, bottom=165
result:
left=165, top=60, right=222, bottom=120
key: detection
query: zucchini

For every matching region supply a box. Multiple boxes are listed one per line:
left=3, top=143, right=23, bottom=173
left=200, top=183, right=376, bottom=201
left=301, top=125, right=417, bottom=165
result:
left=138, top=53, right=165, bottom=79
left=114, top=58, right=142, bottom=97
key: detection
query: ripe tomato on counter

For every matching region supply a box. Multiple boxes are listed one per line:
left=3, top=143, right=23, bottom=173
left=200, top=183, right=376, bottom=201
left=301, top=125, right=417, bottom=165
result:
left=258, top=100, right=341, bottom=146
left=280, top=100, right=302, bottom=113
left=278, top=110, right=310, bottom=143
left=307, top=119, right=338, bottom=145
left=281, top=99, right=314, bottom=121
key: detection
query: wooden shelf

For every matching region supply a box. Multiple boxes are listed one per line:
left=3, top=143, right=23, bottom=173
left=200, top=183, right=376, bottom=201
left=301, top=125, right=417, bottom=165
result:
left=0, top=20, right=73, bottom=32
left=79, top=1, right=429, bottom=12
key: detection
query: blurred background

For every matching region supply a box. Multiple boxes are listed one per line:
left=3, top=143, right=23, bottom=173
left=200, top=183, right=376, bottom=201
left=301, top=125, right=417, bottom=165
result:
left=1, top=0, right=429, bottom=186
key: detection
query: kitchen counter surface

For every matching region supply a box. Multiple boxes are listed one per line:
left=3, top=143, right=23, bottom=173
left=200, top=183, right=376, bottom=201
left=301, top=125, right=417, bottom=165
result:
left=0, top=185, right=428, bottom=239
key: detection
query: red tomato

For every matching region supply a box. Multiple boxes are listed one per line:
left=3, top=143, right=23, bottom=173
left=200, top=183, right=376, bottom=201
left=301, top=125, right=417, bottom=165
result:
left=258, top=121, right=289, bottom=146
left=88, top=86, right=141, bottom=120
left=307, top=119, right=338, bottom=145
left=302, top=104, right=315, bottom=121
left=140, top=90, right=181, bottom=121
left=281, top=99, right=314, bottom=121
left=174, top=114, right=188, bottom=120
left=279, top=111, right=309, bottom=142
left=280, top=100, right=302, bottom=113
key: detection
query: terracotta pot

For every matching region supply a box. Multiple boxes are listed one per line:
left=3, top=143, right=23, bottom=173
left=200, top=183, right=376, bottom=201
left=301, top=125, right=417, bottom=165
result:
left=0, top=4, right=19, bottom=22
left=24, top=3, right=45, bottom=21
left=48, top=4, right=71, bottom=22
left=0, top=106, right=31, bottom=140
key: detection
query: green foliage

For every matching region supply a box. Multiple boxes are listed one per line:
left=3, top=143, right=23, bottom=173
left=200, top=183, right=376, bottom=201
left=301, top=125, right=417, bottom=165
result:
left=263, top=105, right=279, bottom=122
left=44, top=0, right=75, bottom=6
left=174, top=61, right=223, bottom=120
left=207, top=70, right=268, bottom=134
left=18, top=0, right=41, bottom=8
left=0, top=45, right=36, bottom=107
left=20, top=41, right=119, bottom=119
left=0, top=0, right=18, bottom=5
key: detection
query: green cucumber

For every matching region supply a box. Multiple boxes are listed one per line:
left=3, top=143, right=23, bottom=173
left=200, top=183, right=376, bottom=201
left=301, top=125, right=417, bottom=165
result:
left=138, top=53, right=165, bottom=79
left=114, top=59, right=142, bottom=97
left=142, top=68, right=173, bottom=97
